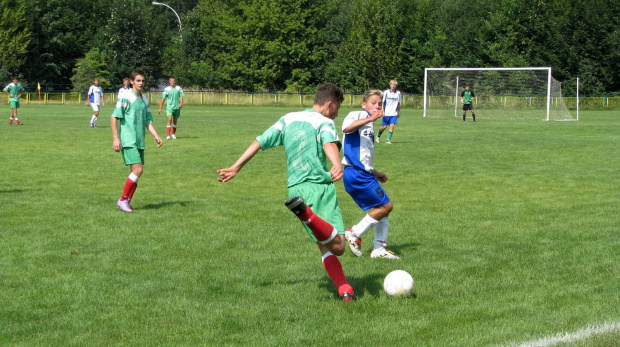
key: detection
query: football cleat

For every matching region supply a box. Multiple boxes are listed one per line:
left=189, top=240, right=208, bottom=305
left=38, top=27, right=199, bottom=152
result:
left=375, top=137, right=380, bottom=143
left=171, top=134, right=176, bottom=139
left=166, top=136, right=171, bottom=140
left=284, top=196, right=307, bottom=216
left=370, top=247, right=400, bottom=259
left=17, top=122, right=23, bottom=125
left=116, top=199, right=134, bottom=213
left=341, top=292, right=357, bottom=303
left=385, top=140, right=392, bottom=144
left=345, top=229, right=362, bottom=257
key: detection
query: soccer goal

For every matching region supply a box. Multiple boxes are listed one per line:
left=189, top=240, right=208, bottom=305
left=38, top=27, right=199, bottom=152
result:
left=423, top=67, right=577, bottom=121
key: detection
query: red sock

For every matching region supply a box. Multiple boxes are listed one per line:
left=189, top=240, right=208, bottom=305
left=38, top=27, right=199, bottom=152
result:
left=172, top=126, right=177, bottom=134
left=298, top=206, right=335, bottom=243
left=166, top=126, right=171, bottom=136
left=8, top=118, right=12, bottom=124
left=120, top=178, right=137, bottom=201
left=127, top=182, right=138, bottom=201
left=322, top=254, right=353, bottom=296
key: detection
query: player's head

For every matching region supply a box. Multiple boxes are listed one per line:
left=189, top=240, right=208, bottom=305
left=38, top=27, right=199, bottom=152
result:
left=130, top=69, right=146, bottom=92
left=122, top=78, right=130, bottom=87
left=314, top=83, right=344, bottom=119
left=94, top=77, right=100, bottom=85
left=390, top=80, right=398, bottom=90
left=168, top=76, right=176, bottom=87
left=12, top=76, right=18, bottom=83
left=362, top=89, right=383, bottom=112
left=465, top=84, right=470, bottom=90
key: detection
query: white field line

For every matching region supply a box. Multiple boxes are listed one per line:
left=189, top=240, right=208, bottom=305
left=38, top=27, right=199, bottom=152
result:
left=504, top=321, right=620, bottom=347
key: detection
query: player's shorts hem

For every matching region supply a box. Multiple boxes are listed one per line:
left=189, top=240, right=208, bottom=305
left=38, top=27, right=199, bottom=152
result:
left=381, top=116, right=398, bottom=126
left=462, top=104, right=474, bottom=111
left=166, top=109, right=181, bottom=118
left=90, top=104, right=100, bottom=112
left=9, top=101, right=20, bottom=109
left=121, top=148, right=145, bottom=165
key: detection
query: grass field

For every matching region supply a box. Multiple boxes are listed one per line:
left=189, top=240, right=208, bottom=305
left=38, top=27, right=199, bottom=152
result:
left=1, top=104, right=618, bottom=346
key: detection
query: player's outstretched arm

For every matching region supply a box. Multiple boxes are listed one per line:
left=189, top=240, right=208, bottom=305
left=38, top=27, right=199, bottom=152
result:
left=217, top=140, right=262, bottom=183
left=323, top=142, right=343, bottom=182
left=342, top=110, right=384, bottom=134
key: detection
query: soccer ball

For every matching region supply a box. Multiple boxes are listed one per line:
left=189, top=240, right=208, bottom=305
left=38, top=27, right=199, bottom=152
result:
left=383, top=270, right=414, bottom=297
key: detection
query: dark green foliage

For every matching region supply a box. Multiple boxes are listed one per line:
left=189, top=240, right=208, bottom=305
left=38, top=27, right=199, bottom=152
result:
left=9, top=0, right=620, bottom=94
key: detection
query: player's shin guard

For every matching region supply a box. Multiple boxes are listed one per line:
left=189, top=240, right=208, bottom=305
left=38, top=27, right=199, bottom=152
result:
left=121, top=173, right=139, bottom=201
left=387, top=131, right=393, bottom=140
left=373, top=217, right=389, bottom=248
left=352, top=214, right=379, bottom=239
left=322, top=252, right=354, bottom=297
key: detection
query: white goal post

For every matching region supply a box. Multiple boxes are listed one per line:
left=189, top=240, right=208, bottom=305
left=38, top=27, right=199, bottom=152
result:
left=423, top=67, right=575, bottom=121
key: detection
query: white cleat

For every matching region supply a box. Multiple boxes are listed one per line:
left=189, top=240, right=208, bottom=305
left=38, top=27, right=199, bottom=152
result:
left=171, top=134, right=176, bottom=139
left=345, top=229, right=363, bottom=257
left=375, top=137, right=380, bottom=143
left=166, top=136, right=171, bottom=140
left=370, top=247, right=400, bottom=259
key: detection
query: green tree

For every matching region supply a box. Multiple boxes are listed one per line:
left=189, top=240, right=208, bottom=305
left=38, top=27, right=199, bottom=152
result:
left=0, top=0, right=31, bottom=80
left=70, top=47, right=111, bottom=92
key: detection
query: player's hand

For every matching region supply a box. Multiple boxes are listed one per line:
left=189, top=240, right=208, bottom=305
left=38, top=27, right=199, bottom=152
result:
left=217, top=167, right=239, bottom=183
left=158, top=108, right=162, bottom=114
left=374, top=170, right=388, bottom=183
left=112, top=138, right=121, bottom=152
left=330, top=165, right=343, bottom=182
left=155, top=136, right=163, bottom=147
left=178, top=104, right=183, bottom=109
left=370, top=109, right=384, bottom=121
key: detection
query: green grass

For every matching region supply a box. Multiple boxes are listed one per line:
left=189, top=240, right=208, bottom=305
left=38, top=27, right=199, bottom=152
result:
left=1, top=104, right=618, bottom=346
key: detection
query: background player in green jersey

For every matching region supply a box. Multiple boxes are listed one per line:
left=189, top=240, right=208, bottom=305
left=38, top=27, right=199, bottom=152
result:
left=461, top=84, right=476, bottom=122
left=111, top=69, right=163, bottom=212
left=3, top=76, right=25, bottom=125
left=158, top=76, right=184, bottom=139
left=217, top=83, right=357, bottom=302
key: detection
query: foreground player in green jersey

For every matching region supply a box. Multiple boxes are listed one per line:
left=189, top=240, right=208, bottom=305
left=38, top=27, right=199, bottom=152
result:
left=3, top=76, right=25, bottom=125
left=111, top=69, right=163, bottom=212
left=217, top=83, right=356, bottom=302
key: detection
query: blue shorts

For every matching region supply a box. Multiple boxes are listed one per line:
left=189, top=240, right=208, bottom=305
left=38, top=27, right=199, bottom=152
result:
left=382, top=116, right=398, bottom=126
left=343, top=166, right=390, bottom=211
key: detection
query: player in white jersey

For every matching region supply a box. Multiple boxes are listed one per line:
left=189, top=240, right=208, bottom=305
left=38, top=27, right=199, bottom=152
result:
left=342, top=90, right=399, bottom=259
left=117, top=78, right=131, bottom=101
left=376, top=80, right=402, bottom=144
left=87, top=77, right=105, bottom=128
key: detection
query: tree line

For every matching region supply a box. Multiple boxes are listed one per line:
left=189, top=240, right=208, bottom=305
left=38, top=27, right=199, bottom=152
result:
left=1, top=0, right=618, bottom=95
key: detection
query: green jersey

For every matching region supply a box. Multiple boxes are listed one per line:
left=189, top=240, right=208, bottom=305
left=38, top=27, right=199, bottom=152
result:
left=461, top=89, right=475, bottom=104
left=4, top=83, right=24, bottom=102
left=162, top=85, right=184, bottom=112
left=113, top=91, right=153, bottom=149
left=256, top=109, right=341, bottom=188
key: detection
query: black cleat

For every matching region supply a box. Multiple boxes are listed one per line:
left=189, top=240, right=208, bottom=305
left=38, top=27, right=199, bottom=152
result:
left=284, top=196, right=307, bottom=216
left=341, top=292, right=357, bottom=303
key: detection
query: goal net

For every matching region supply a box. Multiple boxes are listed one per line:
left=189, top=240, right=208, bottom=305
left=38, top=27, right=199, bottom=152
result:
left=423, top=67, right=576, bottom=121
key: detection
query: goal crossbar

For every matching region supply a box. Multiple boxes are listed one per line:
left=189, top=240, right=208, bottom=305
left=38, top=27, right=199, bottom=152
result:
left=423, top=67, right=553, bottom=120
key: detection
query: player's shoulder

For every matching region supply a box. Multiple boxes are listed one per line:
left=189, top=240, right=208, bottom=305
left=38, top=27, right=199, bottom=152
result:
left=346, top=110, right=368, bottom=119
left=163, top=86, right=172, bottom=91
left=174, top=86, right=182, bottom=91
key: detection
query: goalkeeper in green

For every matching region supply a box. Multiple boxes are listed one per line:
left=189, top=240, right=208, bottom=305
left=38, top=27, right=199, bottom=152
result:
left=461, top=84, right=476, bottom=122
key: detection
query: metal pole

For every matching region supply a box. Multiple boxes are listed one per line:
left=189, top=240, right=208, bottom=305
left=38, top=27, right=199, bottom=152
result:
left=152, top=2, right=182, bottom=39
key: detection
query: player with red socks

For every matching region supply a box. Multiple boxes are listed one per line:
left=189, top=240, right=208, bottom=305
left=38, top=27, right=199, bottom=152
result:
left=217, top=83, right=356, bottom=302
left=111, top=70, right=162, bottom=212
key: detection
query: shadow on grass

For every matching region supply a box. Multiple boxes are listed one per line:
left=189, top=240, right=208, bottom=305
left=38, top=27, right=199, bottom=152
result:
left=319, top=272, right=418, bottom=300
left=140, top=201, right=192, bottom=210
left=0, top=189, right=26, bottom=194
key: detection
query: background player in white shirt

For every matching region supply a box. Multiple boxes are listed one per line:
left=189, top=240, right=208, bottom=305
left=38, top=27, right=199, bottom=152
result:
left=376, top=80, right=402, bottom=144
left=117, top=78, right=131, bottom=101
left=87, top=77, right=105, bottom=128
left=342, top=90, right=399, bottom=259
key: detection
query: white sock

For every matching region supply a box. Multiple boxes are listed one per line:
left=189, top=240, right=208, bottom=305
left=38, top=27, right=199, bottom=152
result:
left=128, top=172, right=139, bottom=182
left=352, top=214, right=379, bottom=239
left=373, top=217, right=389, bottom=249
left=90, top=115, right=97, bottom=124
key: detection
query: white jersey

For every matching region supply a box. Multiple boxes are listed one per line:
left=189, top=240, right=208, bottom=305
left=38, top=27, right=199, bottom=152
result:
left=341, top=110, right=375, bottom=173
left=382, top=89, right=402, bottom=116
left=88, top=85, right=104, bottom=105
left=117, top=87, right=131, bottom=100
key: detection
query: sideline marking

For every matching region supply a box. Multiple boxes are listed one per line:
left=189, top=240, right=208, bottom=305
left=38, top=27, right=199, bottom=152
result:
left=505, top=321, right=620, bottom=347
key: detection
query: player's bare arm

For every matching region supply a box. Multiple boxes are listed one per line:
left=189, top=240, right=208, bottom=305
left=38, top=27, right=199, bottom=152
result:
left=342, top=110, right=384, bottom=133
left=217, top=140, right=262, bottom=183
left=323, top=142, right=343, bottom=182
left=178, top=97, right=183, bottom=109
left=158, top=98, right=165, bottom=114
left=111, top=117, right=121, bottom=152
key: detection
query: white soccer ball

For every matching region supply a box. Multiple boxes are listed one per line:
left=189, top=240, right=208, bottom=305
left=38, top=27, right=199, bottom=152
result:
left=383, top=270, right=415, bottom=297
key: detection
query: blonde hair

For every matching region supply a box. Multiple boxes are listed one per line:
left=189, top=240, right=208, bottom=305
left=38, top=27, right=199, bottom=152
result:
left=363, top=89, right=383, bottom=102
